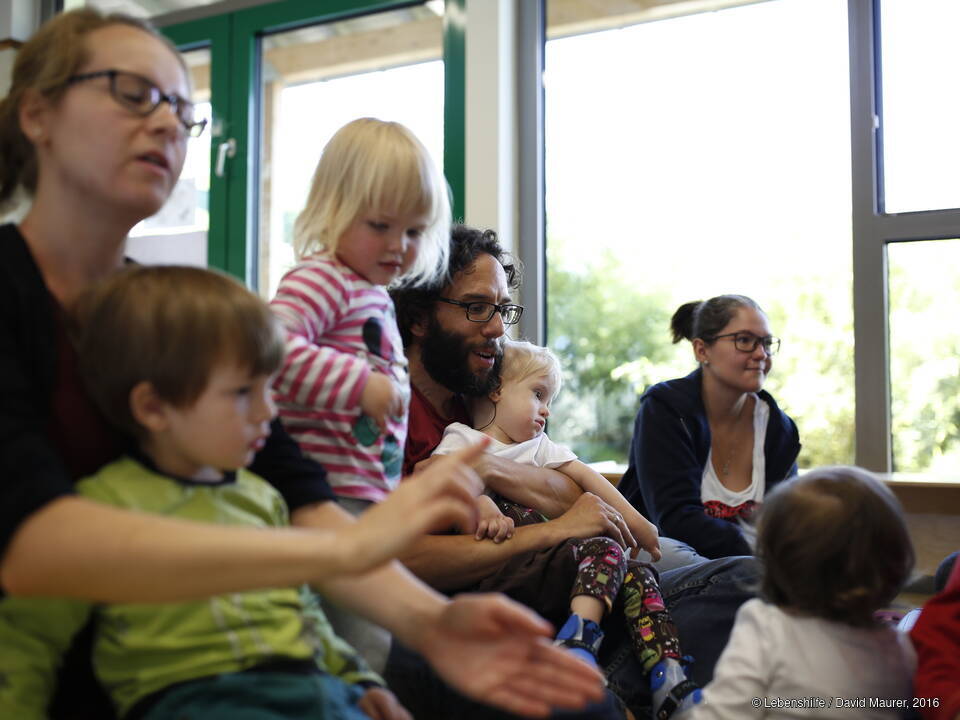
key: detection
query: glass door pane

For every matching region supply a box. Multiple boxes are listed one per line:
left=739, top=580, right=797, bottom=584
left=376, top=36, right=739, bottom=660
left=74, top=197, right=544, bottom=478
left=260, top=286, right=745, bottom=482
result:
left=257, top=6, right=445, bottom=298
left=127, top=47, right=212, bottom=266
left=888, top=239, right=960, bottom=474
left=879, top=0, right=960, bottom=214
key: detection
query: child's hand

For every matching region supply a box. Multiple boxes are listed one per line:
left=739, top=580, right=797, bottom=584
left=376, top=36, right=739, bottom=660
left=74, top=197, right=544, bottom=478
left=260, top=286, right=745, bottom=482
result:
left=626, top=512, right=661, bottom=562
left=357, top=686, right=412, bottom=720
left=360, top=372, right=404, bottom=433
left=474, top=495, right=514, bottom=543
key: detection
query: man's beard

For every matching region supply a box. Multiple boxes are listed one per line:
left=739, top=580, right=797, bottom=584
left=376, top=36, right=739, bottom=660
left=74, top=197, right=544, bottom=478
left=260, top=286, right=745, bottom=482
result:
left=421, top=315, right=503, bottom=397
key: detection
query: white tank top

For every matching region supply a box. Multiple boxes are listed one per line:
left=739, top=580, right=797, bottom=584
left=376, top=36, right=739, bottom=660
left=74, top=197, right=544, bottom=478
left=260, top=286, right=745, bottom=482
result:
left=700, top=397, right=769, bottom=551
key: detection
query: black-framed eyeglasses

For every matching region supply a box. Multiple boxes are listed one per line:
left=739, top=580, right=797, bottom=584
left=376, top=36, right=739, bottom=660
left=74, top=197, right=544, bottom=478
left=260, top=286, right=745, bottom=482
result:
left=709, top=332, right=781, bottom=355
left=66, top=69, right=207, bottom=138
left=437, top=297, right=524, bottom=325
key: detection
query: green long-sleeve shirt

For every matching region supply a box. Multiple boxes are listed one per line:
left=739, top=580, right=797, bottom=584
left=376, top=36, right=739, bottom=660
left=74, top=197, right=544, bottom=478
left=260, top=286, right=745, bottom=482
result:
left=0, top=456, right=381, bottom=719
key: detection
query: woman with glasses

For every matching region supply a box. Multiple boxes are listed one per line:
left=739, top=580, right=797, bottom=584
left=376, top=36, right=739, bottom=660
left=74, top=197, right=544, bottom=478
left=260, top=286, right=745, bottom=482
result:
left=618, top=295, right=801, bottom=562
left=0, top=9, right=604, bottom=720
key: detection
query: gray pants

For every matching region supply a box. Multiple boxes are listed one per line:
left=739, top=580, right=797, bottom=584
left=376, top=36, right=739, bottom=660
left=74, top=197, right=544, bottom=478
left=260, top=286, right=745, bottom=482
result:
left=325, top=497, right=392, bottom=674
left=634, top=535, right=709, bottom=572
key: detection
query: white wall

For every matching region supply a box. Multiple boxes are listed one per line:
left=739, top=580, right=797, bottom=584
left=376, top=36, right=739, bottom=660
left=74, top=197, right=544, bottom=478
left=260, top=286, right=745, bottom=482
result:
left=464, top=0, right=518, bottom=257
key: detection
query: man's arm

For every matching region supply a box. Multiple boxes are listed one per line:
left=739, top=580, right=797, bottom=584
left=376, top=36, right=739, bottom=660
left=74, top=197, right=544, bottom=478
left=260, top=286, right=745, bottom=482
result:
left=557, top=459, right=660, bottom=561
left=479, top=456, right=583, bottom=517
left=395, top=491, right=635, bottom=590
left=419, top=453, right=582, bottom=519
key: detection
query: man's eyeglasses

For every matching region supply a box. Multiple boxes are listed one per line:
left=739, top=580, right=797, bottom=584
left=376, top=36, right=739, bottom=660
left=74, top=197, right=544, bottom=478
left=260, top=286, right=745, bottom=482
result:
left=437, top=297, right=524, bottom=325
left=66, top=69, right=207, bottom=138
left=709, top=332, right=781, bottom=355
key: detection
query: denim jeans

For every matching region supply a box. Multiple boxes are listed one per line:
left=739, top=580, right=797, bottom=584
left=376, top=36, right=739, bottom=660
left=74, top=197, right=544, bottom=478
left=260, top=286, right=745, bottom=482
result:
left=384, top=641, right=627, bottom=720
left=139, top=670, right=368, bottom=720
left=384, top=556, right=759, bottom=719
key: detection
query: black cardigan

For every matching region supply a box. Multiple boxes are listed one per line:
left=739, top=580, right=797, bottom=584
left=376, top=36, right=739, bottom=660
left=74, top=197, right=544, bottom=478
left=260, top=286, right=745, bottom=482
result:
left=0, top=223, right=334, bottom=560
left=619, top=367, right=800, bottom=558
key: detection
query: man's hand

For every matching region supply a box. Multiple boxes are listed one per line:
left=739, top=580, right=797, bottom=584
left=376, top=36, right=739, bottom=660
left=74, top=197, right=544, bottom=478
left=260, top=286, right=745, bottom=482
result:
left=360, top=372, right=404, bottom=433
left=339, top=440, right=489, bottom=574
left=551, top=492, right=638, bottom=549
left=357, top=686, right=413, bottom=720
left=474, top=495, right=515, bottom=543
left=418, top=593, right=606, bottom=717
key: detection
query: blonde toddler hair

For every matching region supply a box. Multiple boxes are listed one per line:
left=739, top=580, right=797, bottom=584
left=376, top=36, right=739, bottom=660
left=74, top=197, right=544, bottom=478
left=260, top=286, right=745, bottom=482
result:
left=500, top=339, right=563, bottom=397
left=293, top=117, right=451, bottom=287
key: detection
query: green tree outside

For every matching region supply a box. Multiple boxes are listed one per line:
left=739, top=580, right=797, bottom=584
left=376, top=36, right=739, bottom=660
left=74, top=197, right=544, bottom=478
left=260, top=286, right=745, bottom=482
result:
left=546, top=236, right=960, bottom=474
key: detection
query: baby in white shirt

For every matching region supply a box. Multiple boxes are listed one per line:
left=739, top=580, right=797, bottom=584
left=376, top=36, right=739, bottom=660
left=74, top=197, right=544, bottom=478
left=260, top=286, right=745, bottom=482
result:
left=433, top=340, right=702, bottom=719
left=681, top=466, right=916, bottom=719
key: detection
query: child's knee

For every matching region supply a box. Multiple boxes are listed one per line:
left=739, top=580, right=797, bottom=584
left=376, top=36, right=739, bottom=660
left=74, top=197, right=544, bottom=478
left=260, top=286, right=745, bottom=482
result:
left=577, top=537, right=628, bottom=572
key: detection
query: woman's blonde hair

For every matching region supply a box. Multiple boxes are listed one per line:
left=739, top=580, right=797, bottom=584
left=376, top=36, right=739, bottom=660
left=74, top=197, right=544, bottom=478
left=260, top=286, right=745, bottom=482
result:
left=293, top=117, right=451, bottom=287
left=500, top=339, right=563, bottom=398
left=0, top=8, right=184, bottom=208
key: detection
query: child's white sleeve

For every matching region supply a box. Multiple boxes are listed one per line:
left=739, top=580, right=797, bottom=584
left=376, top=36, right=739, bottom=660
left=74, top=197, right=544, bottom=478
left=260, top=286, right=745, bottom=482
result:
left=432, top=422, right=478, bottom=456
left=535, top=433, right=578, bottom=468
left=271, top=263, right=371, bottom=412
left=681, top=599, right=773, bottom=720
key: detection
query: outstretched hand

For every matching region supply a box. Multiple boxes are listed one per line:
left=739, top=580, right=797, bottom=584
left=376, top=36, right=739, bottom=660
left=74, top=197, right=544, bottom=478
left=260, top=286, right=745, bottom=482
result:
left=418, top=593, right=606, bottom=717
left=339, top=439, right=489, bottom=574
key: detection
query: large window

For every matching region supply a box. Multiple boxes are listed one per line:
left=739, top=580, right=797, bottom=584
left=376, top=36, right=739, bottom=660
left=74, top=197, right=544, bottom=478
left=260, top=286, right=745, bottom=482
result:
left=545, top=0, right=854, bottom=468
left=143, top=0, right=957, bottom=477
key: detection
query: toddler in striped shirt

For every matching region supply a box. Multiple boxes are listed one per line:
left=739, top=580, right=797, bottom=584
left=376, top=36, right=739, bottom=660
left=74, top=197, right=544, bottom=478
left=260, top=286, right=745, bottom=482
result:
left=271, top=118, right=451, bottom=513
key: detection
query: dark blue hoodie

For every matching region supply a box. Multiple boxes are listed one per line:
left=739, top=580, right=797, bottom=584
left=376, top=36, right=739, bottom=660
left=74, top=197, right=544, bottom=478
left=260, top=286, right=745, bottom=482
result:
left=619, top=367, right=800, bottom=559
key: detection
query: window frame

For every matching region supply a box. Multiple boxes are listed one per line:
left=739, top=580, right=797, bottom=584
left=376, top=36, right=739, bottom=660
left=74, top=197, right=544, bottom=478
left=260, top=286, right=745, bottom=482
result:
left=848, top=0, right=960, bottom=471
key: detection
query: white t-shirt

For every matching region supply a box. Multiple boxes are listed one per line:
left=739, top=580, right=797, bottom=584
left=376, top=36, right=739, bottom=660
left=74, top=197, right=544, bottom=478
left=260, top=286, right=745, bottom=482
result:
left=685, top=599, right=916, bottom=720
left=434, top=422, right=577, bottom=469
left=700, top=398, right=769, bottom=550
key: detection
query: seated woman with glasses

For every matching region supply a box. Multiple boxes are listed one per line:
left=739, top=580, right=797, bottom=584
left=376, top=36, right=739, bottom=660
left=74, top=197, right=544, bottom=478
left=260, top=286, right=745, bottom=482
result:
left=618, top=295, right=801, bottom=562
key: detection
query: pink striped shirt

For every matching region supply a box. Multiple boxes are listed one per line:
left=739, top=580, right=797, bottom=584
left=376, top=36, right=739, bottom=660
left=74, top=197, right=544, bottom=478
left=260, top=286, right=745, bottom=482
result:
left=271, top=256, right=408, bottom=502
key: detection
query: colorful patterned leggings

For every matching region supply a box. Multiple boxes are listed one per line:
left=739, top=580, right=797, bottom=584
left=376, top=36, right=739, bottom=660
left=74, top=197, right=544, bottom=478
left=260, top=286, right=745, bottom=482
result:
left=570, top=537, right=682, bottom=673
left=497, top=498, right=684, bottom=674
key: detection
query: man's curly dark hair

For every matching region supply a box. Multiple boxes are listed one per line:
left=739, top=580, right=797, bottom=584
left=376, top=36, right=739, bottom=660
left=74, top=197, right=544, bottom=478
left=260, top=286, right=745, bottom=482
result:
left=391, top=225, right=522, bottom=347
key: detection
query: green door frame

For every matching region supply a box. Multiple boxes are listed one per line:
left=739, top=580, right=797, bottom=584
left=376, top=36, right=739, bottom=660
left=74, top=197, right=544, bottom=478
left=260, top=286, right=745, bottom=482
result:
left=162, top=0, right=465, bottom=283
left=162, top=16, right=233, bottom=272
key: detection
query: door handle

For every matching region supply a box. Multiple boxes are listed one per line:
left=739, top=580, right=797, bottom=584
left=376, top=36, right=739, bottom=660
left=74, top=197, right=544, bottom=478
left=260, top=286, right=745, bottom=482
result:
left=215, top=138, right=237, bottom=177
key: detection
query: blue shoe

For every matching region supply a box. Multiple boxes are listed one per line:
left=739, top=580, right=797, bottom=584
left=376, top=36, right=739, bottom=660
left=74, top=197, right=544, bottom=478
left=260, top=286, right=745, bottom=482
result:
left=554, top=613, right=604, bottom=667
left=652, top=658, right=702, bottom=719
